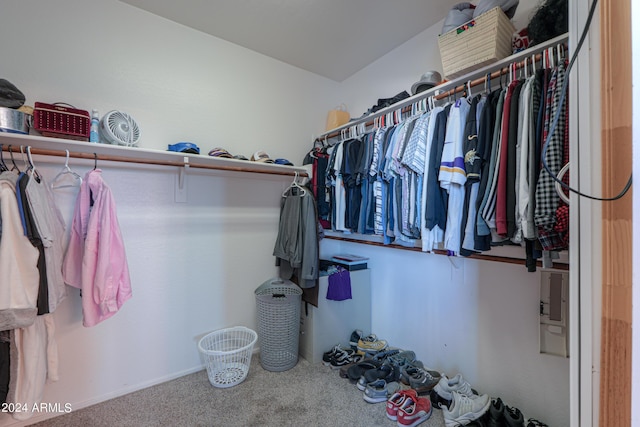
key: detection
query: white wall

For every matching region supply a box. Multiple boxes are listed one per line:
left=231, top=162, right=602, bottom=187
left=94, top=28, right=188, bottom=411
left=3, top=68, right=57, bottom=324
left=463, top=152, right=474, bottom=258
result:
left=327, top=1, right=569, bottom=426
left=338, top=2, right=539, bottom=122
left=0, top=0, right=339, bottom=425
left=320, top=239, right=569, bottom=426
left=1, top=0, right=340, bottom=163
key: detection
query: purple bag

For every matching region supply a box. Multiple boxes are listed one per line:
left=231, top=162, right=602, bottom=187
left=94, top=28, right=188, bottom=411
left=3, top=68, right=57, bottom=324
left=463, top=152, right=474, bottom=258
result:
left=326, top=268, right=352, bottom=301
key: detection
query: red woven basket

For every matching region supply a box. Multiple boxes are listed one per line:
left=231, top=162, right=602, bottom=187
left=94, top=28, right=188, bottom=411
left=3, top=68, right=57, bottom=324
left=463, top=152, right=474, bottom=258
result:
left=33, top=102, right=90, bottom=141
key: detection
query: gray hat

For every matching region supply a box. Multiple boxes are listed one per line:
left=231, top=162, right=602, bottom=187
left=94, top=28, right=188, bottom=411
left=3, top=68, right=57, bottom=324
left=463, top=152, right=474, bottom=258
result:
left=473, top=0, right=519, bottom=19
left=411, top=71, right=443, bottom=95
left=442, top=2, right=475, bottom=34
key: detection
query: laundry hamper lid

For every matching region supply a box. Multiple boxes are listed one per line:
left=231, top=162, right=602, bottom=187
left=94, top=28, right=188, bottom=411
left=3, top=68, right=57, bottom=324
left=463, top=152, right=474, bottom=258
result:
left=255, top=278, right=302, bottom=297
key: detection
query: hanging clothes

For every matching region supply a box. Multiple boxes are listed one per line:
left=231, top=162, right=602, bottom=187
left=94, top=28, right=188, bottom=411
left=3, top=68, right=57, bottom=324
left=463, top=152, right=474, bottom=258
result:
left=62, top=169, right=132, bottom=328
left=313, top=49, right=570, bottom=270
left=0, top=171, right=39, bottom=330
left=422, top=105, right=447, bottom=252
left=25, top=170, right=67, bottom=313
left=7, top=313, right=58, bottom=421
left=16, top=172, right=49, bottom=316
left=273, top=182, right=319, bottom=289
left=439, top=98, right=470, bottom=255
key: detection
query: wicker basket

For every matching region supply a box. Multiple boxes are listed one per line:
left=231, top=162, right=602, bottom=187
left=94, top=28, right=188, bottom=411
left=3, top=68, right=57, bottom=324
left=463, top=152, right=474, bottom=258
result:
left=198, top=326, right=258, bottom=388
left=438, top=7, right=516, bottom=80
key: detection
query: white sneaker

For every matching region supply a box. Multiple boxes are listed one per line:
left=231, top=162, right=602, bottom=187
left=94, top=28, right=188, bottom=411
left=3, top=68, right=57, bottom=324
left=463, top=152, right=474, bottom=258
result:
left=433, top=373, right=475, bottom=402
left=442, top=391, right=491, bottom=427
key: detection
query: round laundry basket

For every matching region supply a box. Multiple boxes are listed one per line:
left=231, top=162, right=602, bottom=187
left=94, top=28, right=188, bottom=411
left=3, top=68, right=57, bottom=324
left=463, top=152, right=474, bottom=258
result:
left=197, top=326, right=258, bottom=388
left=255, top=278, right=302, bottom=372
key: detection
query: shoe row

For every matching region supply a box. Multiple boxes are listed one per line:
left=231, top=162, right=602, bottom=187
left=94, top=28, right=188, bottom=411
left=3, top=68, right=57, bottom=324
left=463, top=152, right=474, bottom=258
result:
left=322, top=331, right=549, bottom=427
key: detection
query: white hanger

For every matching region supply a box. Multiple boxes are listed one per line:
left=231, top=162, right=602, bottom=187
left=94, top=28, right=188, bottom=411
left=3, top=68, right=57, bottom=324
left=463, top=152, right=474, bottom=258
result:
left=51, top=149, right=83, bottom=189
left=283, top=171, right=306, bottom=197
left=555, top=162, right=570, bottom=205
left=531, top=54, right=536, bottom=75
left=26, top=146, right=37, bottom=173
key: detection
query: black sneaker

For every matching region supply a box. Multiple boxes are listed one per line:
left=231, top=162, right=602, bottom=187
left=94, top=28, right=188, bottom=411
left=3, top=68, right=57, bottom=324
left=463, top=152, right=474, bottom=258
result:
left=349, top=329, right=363, bottom=351
left=504, top=406, right=525, bottom=427
left=483, top=397, right=506, bottom=427
left=429, top=388, right=451, bottom=410
left=322, top=344, right=343, bottom=366
left=329, top=348, right=361, bottom=370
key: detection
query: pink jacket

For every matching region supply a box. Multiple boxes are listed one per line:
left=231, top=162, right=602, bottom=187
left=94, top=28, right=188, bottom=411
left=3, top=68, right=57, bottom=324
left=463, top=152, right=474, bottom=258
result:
left=62, top=169, right=132, bottom=327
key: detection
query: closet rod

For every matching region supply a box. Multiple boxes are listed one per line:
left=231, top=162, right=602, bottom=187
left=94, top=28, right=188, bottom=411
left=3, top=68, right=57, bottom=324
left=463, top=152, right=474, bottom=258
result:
left=1, top=143, right=308, bottom=178
left=316, top=33, right=569, bottom=142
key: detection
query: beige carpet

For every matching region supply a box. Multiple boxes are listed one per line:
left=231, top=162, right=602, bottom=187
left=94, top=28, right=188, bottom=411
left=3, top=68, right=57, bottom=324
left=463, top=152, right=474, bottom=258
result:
left=29, top=355, right=448, bottom=427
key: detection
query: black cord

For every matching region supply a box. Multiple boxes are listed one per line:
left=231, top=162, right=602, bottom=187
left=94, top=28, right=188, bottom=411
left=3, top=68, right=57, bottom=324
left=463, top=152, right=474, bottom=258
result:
left=542, top=0, right=632, bottom=201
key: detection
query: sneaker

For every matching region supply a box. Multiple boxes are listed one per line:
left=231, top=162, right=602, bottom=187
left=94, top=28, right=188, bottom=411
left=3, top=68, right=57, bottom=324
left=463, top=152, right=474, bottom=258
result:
left=349, top=329, right=363, bottom=351
left=346, top=359, right=382, bottom=383
left=433, top=373, right=476, bottom=403
left=400, top=361, right=425, bottom=385
left=429, top=389, right=449, bottom=410
left=386, top=389, right=418, bottom=421
left=443, top=391, right=491, bottom=427
left=387, top=350, right=416, bottom=369
left=369, top=348, right=400, bottom=362
left=397, top=395, right=432, bottom=427
left=408, top=368, right=442, bottom=395
left=363, top=379, right=395, bottom=404
left=356, top=362, right=400, bottom=391
left=356, top=334, right=388, bottom=354
left=322, top=344, right=344, bottom=366
left=329, top=348, right=361, bottom=370
left=483, top=397, right=505, bottom=427
left=526, top=419, right=549, bottom=427
left=363, top=362, right=400, bottom=385
left=504, top=405, right=525, bottom=427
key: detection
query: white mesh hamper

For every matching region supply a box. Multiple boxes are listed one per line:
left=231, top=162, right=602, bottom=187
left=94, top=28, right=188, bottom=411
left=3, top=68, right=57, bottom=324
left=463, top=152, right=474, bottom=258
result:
left=255, top=278, right=302, bottom=372
left=197, top=326, right=257, bottom=388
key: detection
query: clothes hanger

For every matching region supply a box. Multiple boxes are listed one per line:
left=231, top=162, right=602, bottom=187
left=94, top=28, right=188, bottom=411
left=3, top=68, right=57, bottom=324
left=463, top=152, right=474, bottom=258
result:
left=51, top=149, right=83, bottom=189
left=282, top=171, right=307, bottom=197
left=7, top=145, right=20, bottom=173
left=0, top=145, right=8, bottom=172
left=25, top=146, right=43, bottom=183
left=531, top=54, right=536, bottom=75
left=20, top=145, right=29, bottom=171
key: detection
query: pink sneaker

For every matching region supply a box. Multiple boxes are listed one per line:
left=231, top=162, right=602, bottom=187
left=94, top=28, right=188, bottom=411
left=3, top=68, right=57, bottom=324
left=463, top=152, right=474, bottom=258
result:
left=386, top=389, right=417, bottom=421
left=397, top=395, right=432, bottom=427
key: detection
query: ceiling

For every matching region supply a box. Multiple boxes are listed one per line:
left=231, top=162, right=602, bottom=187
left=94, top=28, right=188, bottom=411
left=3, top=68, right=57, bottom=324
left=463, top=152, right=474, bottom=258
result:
left=119, top=0, right=460, bottom=82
